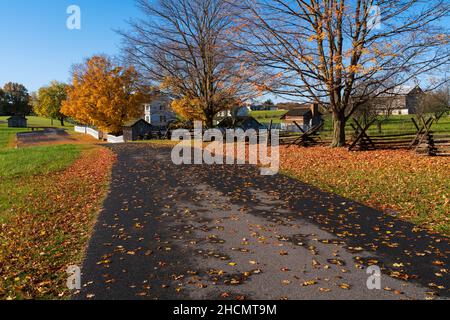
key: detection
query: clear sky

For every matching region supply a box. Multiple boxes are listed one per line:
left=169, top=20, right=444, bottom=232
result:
left=0, top=0, right=141, bottom=92
left=0, top=1, right=447, bottom=98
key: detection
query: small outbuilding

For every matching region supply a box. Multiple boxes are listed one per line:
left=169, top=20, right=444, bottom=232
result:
left=281, top=103, right=323, bottom=132
left=8, top=115, right=27, bottom=128
left=123, top=119, right=156, bottom=142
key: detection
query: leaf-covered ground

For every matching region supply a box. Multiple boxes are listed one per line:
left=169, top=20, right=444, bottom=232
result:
left=0, top=146, right=115, bottom=299
left=280, top=146, right=450, bottom=235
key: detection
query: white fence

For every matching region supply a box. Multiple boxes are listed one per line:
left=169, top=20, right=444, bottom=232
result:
left=107, top=134, right=124, bottom=144
left=86, top=127, right=100, bottom=140
left=75, top=125, right=124, bottom=144
left=74, top=125, right=87, bottom=134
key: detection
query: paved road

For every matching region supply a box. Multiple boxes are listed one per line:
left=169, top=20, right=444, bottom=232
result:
left=76, top=144, right=449, bottom=300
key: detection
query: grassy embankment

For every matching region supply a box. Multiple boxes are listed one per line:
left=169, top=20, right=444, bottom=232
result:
left=0, top=116, right=114, bottom=299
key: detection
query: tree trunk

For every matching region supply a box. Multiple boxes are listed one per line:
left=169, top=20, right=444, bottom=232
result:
left=331, top=112, right=346, bottom=147
left=377, top=121, right=382, bottom=134
left=60, top=118, right=65, bottom=127
left=205, top=110, right=214, bottom=129
left=205, top=117, right=214, bottom=129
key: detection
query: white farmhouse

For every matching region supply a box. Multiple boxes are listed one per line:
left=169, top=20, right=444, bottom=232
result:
left=142, top=92, right=176, bottom=129
left=373, top=85, right=424, bottom=115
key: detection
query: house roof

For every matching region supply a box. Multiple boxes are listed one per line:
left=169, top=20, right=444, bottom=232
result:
left=7, top=115, right=27, bottom=120
left=377, top=85, right=423, bottom=97
left=281, top=108, right=313, bottom=118
left=123, top=118, right=152, bottom=127
left=281, top=106, right=323, bottom=119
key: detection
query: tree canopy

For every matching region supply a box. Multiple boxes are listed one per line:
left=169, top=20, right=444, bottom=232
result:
left=1, top=82, right=31, bottom=116
left=62, top=55, right=149, bottom=134
left=235, top=0, right=450, bottom=146
left=34, top=81, right=69, bottom=126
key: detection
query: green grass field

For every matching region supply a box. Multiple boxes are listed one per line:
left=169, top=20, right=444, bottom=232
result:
left=0, top=116, right=74, bottom=148
left=250, top=110, right=288, bottom=124
left=0, top=144, right=81, bottom=179
left=250, top=111, right=450, bottom=137
left=321, top=114, right=450, bottom=136
left=0, top=144, right=81, bottom=222
left=0, top=145, right=113, bottom=300
left=0, top=116, right=80, bottom=222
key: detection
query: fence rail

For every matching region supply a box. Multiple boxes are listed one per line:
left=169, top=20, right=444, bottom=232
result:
left=74, top=125, right=124, bottom=143
left=347, top=117, right=450, bottom=156
left=107, top=134, right=124, bottom=144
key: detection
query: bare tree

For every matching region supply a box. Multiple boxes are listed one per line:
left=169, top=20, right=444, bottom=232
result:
left=120, top=0, right=257, bottom=127
left=354, top=92, right=399, bottom=134
left=234, top=0, right=450, bottom=146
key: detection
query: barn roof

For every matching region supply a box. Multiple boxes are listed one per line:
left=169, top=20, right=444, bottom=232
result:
left=281, top=108, right=312, bottom=118
left=123, top=118, right=152, bottom=128
left=277, top=102, right=311, bottom=111
left=7, top=115, right=27, bottom=120
left=376, top=85, right=423, bottom=97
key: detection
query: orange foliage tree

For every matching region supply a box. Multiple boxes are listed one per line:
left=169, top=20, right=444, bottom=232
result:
left=62, top=55, right=149, bottom=134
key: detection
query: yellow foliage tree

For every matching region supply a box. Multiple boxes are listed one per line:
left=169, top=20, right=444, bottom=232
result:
left=170, top=97, right=206, bottom=123
left=162, top=76, right=240, bottom=125
left=62, top=56, right=149, bottom=134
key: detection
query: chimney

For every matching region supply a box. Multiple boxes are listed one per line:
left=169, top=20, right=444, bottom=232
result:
left=311, top=103, right=319, bottom=117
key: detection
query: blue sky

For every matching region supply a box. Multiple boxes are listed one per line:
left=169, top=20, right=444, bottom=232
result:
left=0, top=0, right=140, bottom=92
left=0, top=1, right=447, bottom=97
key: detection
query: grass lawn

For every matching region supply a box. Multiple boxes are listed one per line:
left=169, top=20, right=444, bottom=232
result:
left=250, top=110, right=288, bottom=124
left=0, top=116, right=74, bottom=148
left=0, top=117, right=115, bottom=299
left=0, top=116, right=74, bottom=129
left=0, top=144, right=82, bottom=225
left=249, top=111, right=449, bottom=138
left=0, top=145, right=81, bottom=180
left=0, top=145, right=115, bottom=299
left=281, top=146, right=450, bottom=235
left=321, top=114, right=450, bottom=137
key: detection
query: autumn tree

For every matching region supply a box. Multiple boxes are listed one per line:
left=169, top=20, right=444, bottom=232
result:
left=1, top=82, right=31, bottom=115
left=235, top=0, right=450, bottom=146
left=34, top=81, right=69, bottom=126
left=121, top=0, right=257, bottom=127
left=62, top=56, right=149, bottom=134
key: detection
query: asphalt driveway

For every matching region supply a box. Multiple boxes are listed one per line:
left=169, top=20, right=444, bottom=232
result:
left=75, top=144, right=449, bottom=300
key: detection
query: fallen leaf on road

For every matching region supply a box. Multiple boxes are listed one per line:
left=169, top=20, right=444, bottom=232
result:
left=339, top=283, right=351, bottom=290
left=302, top=280, right=318, bottom=286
